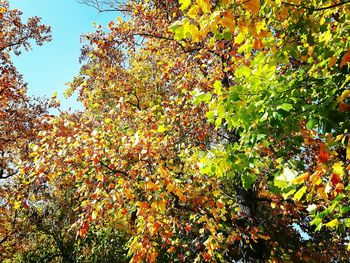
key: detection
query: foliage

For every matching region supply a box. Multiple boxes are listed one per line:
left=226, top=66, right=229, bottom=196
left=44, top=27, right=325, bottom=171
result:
left=0, top=0, right=51, bottom=259
left=2, top=0, right=350, bottom=262
left=0, top=0, right=51, bottom=179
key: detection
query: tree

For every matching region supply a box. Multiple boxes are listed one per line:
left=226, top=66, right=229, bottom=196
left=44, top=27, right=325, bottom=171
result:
left=0, top=0, right=51, bottom=179
left=0, top=0, right=51, bottom=259
left=14, top=0, right=350, bottom=262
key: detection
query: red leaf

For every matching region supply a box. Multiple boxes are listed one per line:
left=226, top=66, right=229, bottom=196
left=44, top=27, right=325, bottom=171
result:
left=203, top=253, right=211, bottom=261
left=319, top=149, right=329, bottom=163
left=330, top=173, right=341, bottom=187
left=184, top=223, right=192, bottom=233
left=339, top=102, right=350, bottom=112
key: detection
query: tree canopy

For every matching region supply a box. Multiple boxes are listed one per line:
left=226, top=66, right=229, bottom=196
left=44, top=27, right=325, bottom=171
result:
left=1, top=0, right=350, bottom=262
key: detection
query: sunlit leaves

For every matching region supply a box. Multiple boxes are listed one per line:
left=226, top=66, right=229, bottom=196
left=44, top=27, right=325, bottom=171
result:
left=5, top=0, right=350, bottom=261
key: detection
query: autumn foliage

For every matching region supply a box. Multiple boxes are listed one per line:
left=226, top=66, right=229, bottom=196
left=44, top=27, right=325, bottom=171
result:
left=2, top=0, right=350, bottom=262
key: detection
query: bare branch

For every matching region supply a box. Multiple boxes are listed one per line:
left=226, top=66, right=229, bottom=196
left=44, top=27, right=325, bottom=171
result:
left=77, top=0, right=131, bottom=12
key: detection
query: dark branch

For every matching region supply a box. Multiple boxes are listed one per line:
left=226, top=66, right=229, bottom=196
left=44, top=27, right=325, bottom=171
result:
left=99, top=161, right=128, bottom=176
left=0, top=168, right=18, bottom=179
left=282, top=0, right=350, bottom=11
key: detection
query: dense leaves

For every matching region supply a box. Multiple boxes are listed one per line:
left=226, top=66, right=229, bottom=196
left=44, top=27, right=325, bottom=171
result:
left=0, top=0, right=51, bottom=260
left=2, top=0, right=350, bottom=262
left=0, top=0, right=50, bottom=179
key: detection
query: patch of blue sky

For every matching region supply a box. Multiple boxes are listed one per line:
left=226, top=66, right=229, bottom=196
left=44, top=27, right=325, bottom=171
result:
left=10, top=0, right=118, bottom=112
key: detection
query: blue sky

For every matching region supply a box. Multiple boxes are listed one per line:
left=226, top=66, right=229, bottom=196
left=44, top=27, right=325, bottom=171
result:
left=11, top=0, right=117, bottom=111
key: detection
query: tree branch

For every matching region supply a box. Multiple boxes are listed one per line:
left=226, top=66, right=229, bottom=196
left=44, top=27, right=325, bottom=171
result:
left=99, top=161, right=128, bottom=176
left=282, top=0, right=350, bottom=11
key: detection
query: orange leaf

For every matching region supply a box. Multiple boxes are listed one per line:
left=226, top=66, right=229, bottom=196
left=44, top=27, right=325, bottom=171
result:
left=125, top=188, right=134, bottom=199
left=147, top=181, right=159, bottom=191
left=148, top=252, right=157, bottom=263
left=244, top=0, right=260, bottom=15
left=178, top=193, right=187, bottom=202
left=317, top=187, right=327, bottom=200
left=221, top=10, right=235, bottom=30
left=293, top=172, right=309, bottom=184
left=340, top=51, right=350, bottom=68
left=310, top=171, right=322, bottom=184
left=328, top=56, right=337, bottom=68
left=253, top=39, right=263, bottom=50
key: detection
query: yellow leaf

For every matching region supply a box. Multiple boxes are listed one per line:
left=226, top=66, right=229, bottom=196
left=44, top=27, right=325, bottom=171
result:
left=196, top=0, right=211, bottom=14
left=347, top=140, right=350, bottom=160
left=157, top=125, right=166, bottom=133
left=293, top=186, right=307, bottom=202
left=167, top=183, right=175, bottom=193
left=118, top=178, right=125, bottom=186
left=325, top=219, right=339, bottom=228
left=310, top=171, right=322, bottom=185
left=332, top=162, right=344, bottom=177
left=151, top=202, right=158, bottom=211
left=14, top=201, right=21, bottom=210
left=337, top=90, right=350, bottom=103
left=188, top=4, right=200, bottom=18
left=48, top=173, right=56, bottom=182
left=179, top=0, right=191, bottom=11
left=158, top=201, right=166, bottom=212
left=92, top=210, right=98, bottom=220
left=235, top=32, right=246, bottom=44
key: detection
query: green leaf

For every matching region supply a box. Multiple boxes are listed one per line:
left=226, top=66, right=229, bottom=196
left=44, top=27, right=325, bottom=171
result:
left=315, top=222, right=323, bottom=232
left=277, top=103, right=293, bottom=112
left=260, top=112, right=268, bottom=122
left=306, top=118, right=317, bottom=129
left=242, top=173, right=257, bottom=189
left=206, top=110, right=215, bottom=122
left=223, top=31, right=232, bottom=41
left=344, top=218, right=350, bottom=228
left=192, top=91, right=212, bottom=105
left=341, top=206, right=350, bottom=214
left=310, top=217, right=322, bottom=227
